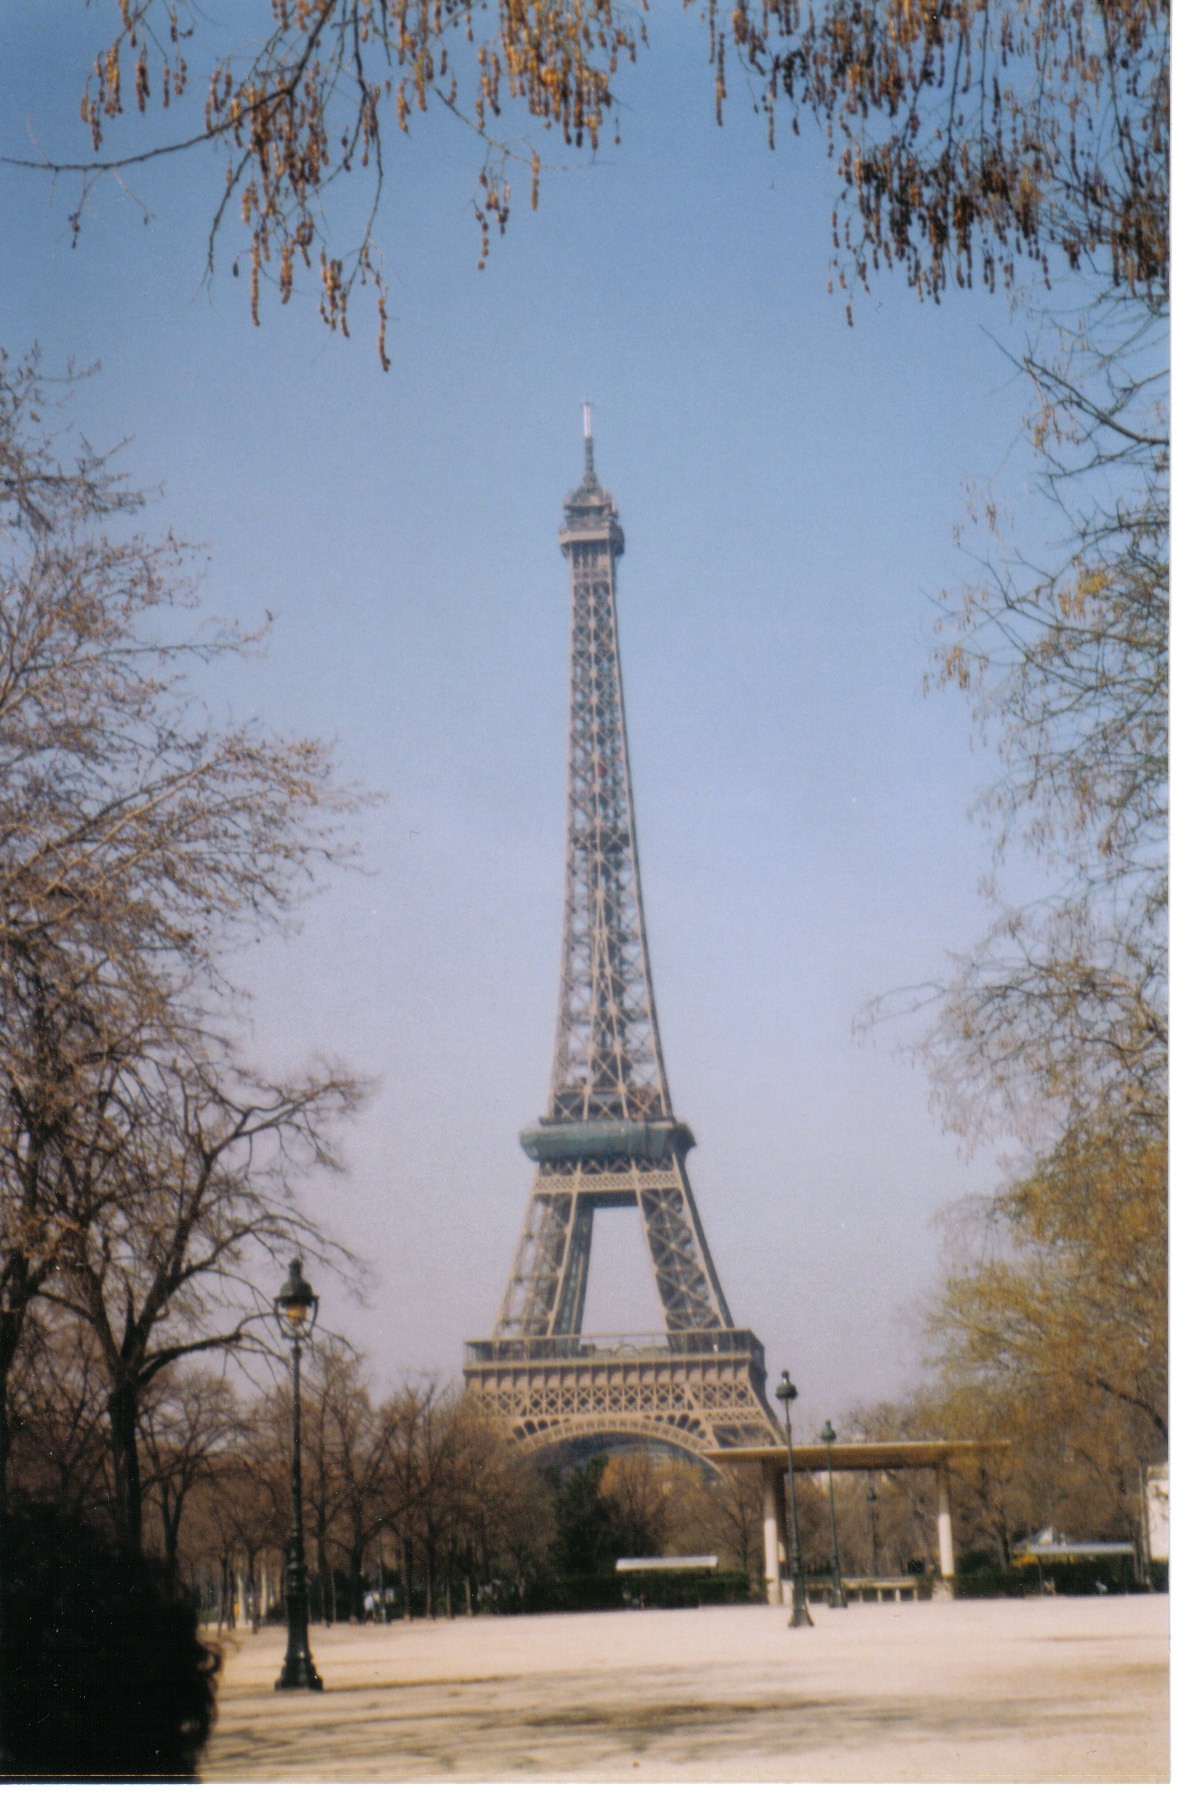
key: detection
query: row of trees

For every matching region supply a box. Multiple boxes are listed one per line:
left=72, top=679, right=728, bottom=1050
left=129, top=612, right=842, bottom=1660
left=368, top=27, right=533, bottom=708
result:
left=895, top=288, right=1167, bottom=1539
left=0, top=351, right=367, bottom=1576
left=9, top=1326, right=548, bottom=1622
left=11, top=1306, right=970, bottom=1618
left=15, top=1279, right=1154, bottom=1615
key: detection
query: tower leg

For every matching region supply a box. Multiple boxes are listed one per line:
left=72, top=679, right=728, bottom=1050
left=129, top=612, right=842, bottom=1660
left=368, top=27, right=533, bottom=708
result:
left=762, top=1459, right=783, bottom=1605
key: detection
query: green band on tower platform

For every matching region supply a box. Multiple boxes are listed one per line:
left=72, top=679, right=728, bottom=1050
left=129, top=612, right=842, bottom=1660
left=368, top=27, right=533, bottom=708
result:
left=519, top=1118, right=695, bottom=1164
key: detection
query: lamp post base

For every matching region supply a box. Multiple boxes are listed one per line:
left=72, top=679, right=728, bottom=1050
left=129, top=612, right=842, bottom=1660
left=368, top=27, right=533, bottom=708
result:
left=276, top=1648, right=324, bottom=1692
left=276, top=1554, right=323, bottom=1691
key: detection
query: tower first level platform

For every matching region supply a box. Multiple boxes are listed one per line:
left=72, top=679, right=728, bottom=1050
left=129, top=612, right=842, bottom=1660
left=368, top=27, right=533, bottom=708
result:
left=464, top=1329, right=778, bottom=1458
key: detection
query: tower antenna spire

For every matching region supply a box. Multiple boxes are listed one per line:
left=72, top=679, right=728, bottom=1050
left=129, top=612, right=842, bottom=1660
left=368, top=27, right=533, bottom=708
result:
left=581, top=398, right=595, bottom=482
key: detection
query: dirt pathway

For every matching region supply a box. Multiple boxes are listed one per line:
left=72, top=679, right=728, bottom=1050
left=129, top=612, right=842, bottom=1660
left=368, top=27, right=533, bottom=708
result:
left=202, top=1595, right=1168, bottom=1782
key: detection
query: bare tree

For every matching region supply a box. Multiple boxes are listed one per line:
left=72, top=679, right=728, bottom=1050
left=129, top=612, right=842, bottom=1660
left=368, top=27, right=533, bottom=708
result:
left=407, top=1383, right=467, bottom=1619
left=6, top=1309, right=111, bottom=1518
left=599, top=1452, right=678, bottom=1558
left=699, top=1463, right=764, bottom=1581
left=310, top=1344, right=401, bottom=1621
left=0, top=356, right=369, bottom=1541
left=446, top=1406, right=555, bottom=1609
left=138, top=1366, right=242, bottom=1575
left=888, top=298, right=1170, bottom=1542
left=921, top=302, right=1167, bottom=1142
left=189, top=1404, right=291, bottom=1626
left=56, top=1057, right=362, bottom=1551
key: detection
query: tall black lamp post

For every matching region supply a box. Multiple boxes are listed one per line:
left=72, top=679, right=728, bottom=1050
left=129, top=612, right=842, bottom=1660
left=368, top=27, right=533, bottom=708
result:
left=866, top=1478, right=880, bottom=1578
left=819, top=1420, right=847, bottom=1608
left=275, top=1258, right=324, bottom=1692
left=774, top=1371, right=812, bottom=1629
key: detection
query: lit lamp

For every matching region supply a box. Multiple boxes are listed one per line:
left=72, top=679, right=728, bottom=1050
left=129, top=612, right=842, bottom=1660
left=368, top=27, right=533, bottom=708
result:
left=819, top=1420, right=847, bottom=1608
left=274, top=1258, right=323, bottom=1692
left=774, top=1371, right=812, bottom=1629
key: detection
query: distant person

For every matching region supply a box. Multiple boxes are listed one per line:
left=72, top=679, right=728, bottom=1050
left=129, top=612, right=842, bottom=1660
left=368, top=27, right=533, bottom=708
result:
left=1, top=1502, right=219, bottom=1779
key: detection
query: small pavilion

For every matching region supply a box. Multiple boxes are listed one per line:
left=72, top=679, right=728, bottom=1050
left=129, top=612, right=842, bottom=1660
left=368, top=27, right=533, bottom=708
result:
left=712, top=1440, right=1003, bottom=1602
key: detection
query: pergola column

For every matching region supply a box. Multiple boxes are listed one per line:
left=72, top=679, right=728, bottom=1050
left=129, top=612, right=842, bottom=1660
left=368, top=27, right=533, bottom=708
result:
left=935, top=1460, right=956, bottom=1594
left=762, top=1458, right=783, bottom=1605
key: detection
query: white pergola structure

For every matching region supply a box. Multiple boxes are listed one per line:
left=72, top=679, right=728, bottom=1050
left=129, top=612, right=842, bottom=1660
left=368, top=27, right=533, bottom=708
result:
left=711, top=1440, right=1003, bottom=1602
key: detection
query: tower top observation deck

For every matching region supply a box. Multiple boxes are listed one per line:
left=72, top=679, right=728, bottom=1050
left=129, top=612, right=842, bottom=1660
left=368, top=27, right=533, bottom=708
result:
left=559, top=408, right=624, bottom=558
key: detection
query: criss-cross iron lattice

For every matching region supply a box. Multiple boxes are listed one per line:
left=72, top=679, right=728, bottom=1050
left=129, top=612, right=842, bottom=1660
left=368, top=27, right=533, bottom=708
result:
left=549, top=459, right=667, bottom=1124
left=492, top=435, right=736, bottom=1343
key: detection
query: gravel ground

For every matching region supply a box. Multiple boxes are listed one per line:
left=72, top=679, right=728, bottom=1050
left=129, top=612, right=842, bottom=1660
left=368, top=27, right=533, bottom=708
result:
left=201, top=1594, right=1168, bottom=1783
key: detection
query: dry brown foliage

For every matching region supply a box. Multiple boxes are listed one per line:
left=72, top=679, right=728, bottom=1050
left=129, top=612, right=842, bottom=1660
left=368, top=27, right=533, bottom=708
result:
left=7, top=2, right=1165, bottom=358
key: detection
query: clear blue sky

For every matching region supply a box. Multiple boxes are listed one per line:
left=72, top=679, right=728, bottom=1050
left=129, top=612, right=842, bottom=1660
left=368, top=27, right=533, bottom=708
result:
left=2, top=5, right=1052, bottom=1432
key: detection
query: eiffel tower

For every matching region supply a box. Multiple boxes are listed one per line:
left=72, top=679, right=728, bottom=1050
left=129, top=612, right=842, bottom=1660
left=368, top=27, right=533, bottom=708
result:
left=464, top=415, right=779, bottom=1460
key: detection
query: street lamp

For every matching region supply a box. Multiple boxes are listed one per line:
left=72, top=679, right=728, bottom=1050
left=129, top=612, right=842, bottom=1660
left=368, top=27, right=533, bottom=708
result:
left=274, top=1258, right=324, bottom=1692
left=774, top=1371, right=812, bottom=1629
left=819, top=1421, right=847, bottom=1609
left=866, top=1478, right=880, bottom=1579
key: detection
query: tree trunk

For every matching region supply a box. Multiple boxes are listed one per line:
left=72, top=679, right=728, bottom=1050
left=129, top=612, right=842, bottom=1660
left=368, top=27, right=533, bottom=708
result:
left=247, top=1546, right=260, bottom=1631
left=350, top=1541, right=365, bottom=1622
left=401, top=1535, right=413, bottom=1620
left=108, top=1382, right=144, bottom=1551
left=219, top=1551, right=233, bottom=1630
left=0, top=1343, right=13, bottom=1772
left=162, top=1490, right=182, bottom=1575
left=0, top=1322, right=14, bottom=1524
left=319, top=1544, right=330, bottom=1624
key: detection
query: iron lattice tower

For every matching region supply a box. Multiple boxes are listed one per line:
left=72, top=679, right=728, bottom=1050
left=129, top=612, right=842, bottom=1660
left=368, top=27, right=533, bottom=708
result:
left=464, top=422, right=779, bottom=1458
